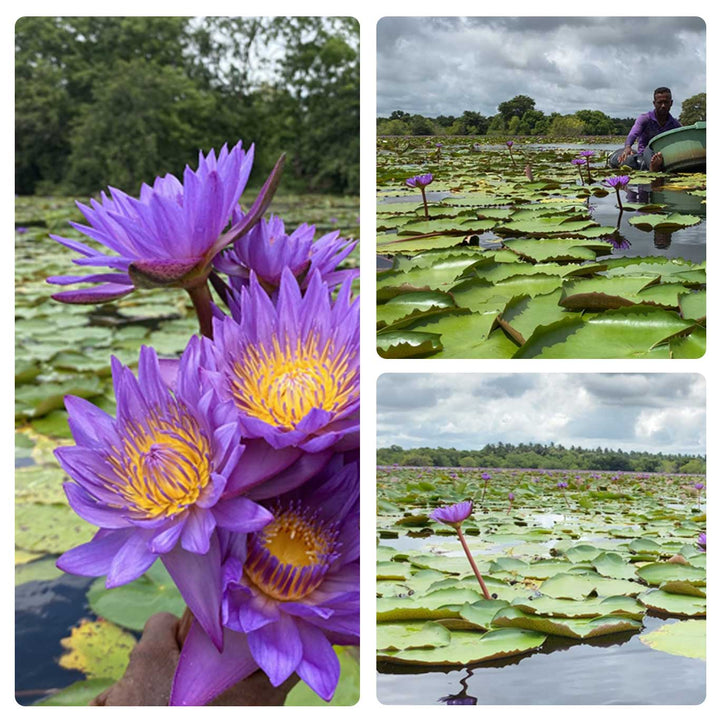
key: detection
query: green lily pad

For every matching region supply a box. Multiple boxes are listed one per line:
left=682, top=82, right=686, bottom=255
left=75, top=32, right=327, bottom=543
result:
left=377, top=621, right=452, bottom=651
left=86, top=562, right=186, bottom=631
left=638, top=589, right=706, bottom=617
left=15, top=503, right=96, bottom=554
left=378, top=628, right=547, bottom=667
left=635, top=562, right=706, bottom=587
left=491, top=606, right=642, bottom=638
left=377, top=330, right=442, bottom=358
left=512, top=594, right=645, bottom=620
left=35, top=678, right=115, bottom=706
left=58, top=619, right=136, bottom=680
left=640, top=620, right=705, bottom=659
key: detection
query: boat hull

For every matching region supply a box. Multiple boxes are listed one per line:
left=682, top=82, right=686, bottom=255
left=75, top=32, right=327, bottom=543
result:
left=648, top=121, right=706, bottom=172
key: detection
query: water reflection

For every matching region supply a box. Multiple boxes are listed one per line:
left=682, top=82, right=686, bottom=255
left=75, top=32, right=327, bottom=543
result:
left=377, top=616, right=705, bottom=705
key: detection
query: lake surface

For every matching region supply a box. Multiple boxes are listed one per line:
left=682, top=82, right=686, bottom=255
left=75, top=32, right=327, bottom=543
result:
left=378, top=615, right=705, bottom=705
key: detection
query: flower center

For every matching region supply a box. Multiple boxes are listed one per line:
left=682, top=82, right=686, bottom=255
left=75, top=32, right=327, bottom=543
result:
left=229, top=333, right=357, bottom=430
left=244, top=502, right=339, bottom=601
left=108, top=403, right=212, bottom=518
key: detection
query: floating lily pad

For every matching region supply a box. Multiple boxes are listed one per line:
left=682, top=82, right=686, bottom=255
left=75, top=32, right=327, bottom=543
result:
left=378, top=628, right=547, bottom=666
left=638, top=589, right=706, bottom=617
left=377, top=621, right=452, bottom=651
left=635, top=562, right=705, bottom=587
left=15, top=503, right=96, bottom=554
left=58, top=619, right=136, bottom=680
left=35, top=678, right=115, bottom=706
left=640, top=620, right=705, bottom=659
left=86, top=562, right=186, bottom=631
left=491, top=606, right=642, bottom=638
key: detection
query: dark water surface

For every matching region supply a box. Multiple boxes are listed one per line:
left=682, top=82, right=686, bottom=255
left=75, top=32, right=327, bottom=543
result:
left=378, top=615, right=705, bottom=705
left=15, top=573, right=97, bottom=705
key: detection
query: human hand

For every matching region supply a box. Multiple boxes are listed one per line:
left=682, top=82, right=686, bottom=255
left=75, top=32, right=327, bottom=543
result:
left=91, top=613, right=298, bottom=706
left=618, top=147, right=633, bottom=164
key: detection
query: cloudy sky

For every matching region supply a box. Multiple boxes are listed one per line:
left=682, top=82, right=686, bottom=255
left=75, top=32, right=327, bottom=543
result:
left=377, top=374, right=706, bottom=456
left=377, top=17, right=706, bottom=119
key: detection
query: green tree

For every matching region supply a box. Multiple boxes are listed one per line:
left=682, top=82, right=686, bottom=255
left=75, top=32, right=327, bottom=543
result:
left=679, top=92, right=706, bottom=124
left=547, top=115, right=585, bottom=137
left=497, top=95, right=536, bottom=123
left=517, top=109, right=548, bottom=135
left=575, top=109, right=615, bottom=135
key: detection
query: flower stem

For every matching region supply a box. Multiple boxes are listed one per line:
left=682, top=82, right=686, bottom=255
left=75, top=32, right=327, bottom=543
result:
left=420, top=187, right=429, bottom=221
left=176, top=606, right=194, bottom=647
left=585, top=158, right=593, bottom=184
left=508, top=148, right=517, bottom=170
left=455, top=526, right=492, bottom=600
left=614, top=187, right=624, bottom=212
left=187, top=281, right=214, bottom=339
left=480, top=479, right=489, bottom=504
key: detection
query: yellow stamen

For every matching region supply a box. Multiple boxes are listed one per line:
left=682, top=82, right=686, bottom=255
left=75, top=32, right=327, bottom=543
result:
left=245, top=506, right=335, bottom=601
left=107, top=403, right=212, bottom=518
left=229, top=333, right=357, bottom=430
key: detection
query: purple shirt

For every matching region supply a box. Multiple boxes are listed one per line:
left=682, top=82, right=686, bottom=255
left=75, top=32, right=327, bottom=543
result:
left=626, top=110, right=681, bottom=153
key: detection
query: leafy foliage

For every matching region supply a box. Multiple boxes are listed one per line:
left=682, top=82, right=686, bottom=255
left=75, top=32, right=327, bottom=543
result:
left=15, top=17, right=359, bottom=195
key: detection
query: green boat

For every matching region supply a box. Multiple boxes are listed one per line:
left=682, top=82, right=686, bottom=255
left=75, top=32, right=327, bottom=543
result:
left=649, top=121, right=706, bottom=172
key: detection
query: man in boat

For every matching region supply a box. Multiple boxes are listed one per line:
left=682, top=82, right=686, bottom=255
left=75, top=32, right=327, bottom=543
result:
left=609, top=87, right=681, bottom=171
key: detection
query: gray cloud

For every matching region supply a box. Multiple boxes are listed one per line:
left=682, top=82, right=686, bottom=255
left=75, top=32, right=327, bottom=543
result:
left=377, top=17, right=706, bottom=118
left=376, top=374, right=705, bottom=455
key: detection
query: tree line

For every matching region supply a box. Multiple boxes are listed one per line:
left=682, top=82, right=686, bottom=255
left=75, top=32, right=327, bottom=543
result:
left=378, top=92, right=706, bottom=137
left=16, top=17, right=359, bottom=197
left=377, top=442, right=706, bottom=475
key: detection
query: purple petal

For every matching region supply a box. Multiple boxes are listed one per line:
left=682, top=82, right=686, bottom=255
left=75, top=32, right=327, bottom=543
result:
left=212, top=497, right=273, bottom=533
left=246, top=450, right=333, bottom=501
left=51, top=283, right=133, bottom=304
left=295, top=621, right=341, bottom=702
left=170, top=623, right=258, bottom=706
left=63, top=482, right=129, bottom=529
left=180, top=508, right=217, bottom=554
left=247, top=613, right=302, bottom=687
left=106, top=531, right=157, bottom=587
left=56, top=529, right=131, bottom=577
left=162, top=534, right=223, bottom=650
left=224, top=439, right=300, bottom=496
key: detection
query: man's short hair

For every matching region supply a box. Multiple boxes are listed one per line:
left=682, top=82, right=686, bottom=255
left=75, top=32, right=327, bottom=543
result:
left=654, top=87, right=672, bottom=98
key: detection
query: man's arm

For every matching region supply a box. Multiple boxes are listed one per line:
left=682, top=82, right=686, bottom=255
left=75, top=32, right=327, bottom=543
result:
left=618, top=114, right=645, bottom=163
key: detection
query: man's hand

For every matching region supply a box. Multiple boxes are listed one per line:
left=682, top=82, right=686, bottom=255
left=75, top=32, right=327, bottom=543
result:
left=618, top=146, right=634, bottom=164
left=91, top=613, right=298, bottom=706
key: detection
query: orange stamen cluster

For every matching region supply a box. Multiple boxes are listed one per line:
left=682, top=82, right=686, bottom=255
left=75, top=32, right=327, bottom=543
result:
left=229, top=332, right=357, bottom=430
left=107, top=402, right=212, bottom=518
left=244, top=503, right=338, bottom=601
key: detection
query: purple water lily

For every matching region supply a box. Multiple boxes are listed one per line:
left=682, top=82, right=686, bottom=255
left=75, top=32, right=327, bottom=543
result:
left=603, top=175, right=631, bottom=189
left=55, top=345, right=275, bottom=649
left=429, top=500, right=472, bottom=527
left=406, top=173, right=433, bottom=221
left=698, top=532, right=706, bottom=552
left=406, top=173, right=433, bottom=189
left=206, top=268, right=359, bottom=454
left=429, top=501, right=491, bottom=600
left=506, top=140, right=517, bottom=170
left=47, top=141, right=285, bottom=338
left=170, top=460, right=359, bottom=705
left=214, top=212, right=357, bottom=293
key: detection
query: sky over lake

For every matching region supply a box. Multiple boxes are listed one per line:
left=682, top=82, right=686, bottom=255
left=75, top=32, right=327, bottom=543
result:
left=377, top=16, right=706, bottom=119
left=377, top=374, right=706, bottom=456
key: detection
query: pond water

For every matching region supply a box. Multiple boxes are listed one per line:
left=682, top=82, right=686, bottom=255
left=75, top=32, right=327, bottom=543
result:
left=15, top=573, right=98, bottom=705
left=378, top=615, right=705, bottom=705
left=377, top=177, right=706, bottom=268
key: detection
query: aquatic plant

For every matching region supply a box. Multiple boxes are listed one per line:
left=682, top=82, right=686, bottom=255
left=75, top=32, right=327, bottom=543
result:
left=45, top=136, right=359, bottom=705
left=602, top=175, right=631, bottom=212
left=430, top=501, right=492, bottom=600
left=506, top=140, right=518, bottom=170
left=405, top=173, right=434, bottom=220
